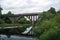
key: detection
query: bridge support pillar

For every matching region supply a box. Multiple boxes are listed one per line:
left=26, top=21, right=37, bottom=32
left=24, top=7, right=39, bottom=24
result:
left=32, top=16, right=35, bottom=27
left=8, top=16, right=21, bottom=24
left=8, top=17, right=15, bottom=24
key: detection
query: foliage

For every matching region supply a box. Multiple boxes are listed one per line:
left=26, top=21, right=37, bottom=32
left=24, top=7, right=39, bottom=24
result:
left=0, top=11, right=14, bottom=24
left=0, top=19, right=5, bottom=24
left=36, top=12, right=54, bottom=26
left=6, top=11, right=14, bottom=16
left=17, top=24, right=31, bottom=32
left=3, top=17, right=12, bottom=24
left=48, top=7, right=56, bottom=14
left=34, top=8, right=60, bottom=40
left=40, top=28, right=60, bottom=40
left=18, top=16, right=31, bottom=24
left=0, top=7, right=3, bottom=15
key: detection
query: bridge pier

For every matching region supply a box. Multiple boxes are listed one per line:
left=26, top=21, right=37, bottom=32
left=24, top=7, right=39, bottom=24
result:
left=26, top=15, right=38, bottom=26
left=8, top=16, right=21, bottom=24
left=8, top=17, right=15, bottom=24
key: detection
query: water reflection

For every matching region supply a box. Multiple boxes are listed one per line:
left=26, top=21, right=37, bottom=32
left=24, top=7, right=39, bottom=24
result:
left=0, top=35, right=36, bottom=40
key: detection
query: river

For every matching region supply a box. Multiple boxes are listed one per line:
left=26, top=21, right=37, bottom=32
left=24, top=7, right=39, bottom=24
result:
left=0, top=35, right=36, bottom=40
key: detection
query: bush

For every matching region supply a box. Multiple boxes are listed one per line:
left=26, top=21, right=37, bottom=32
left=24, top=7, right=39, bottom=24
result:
left=40, top=28, right=60, bottom=40
left=18, top=16, right=31, bottom=24
left=0, top=19, right=5, bottom=24
left=34, top=12, right=60, bottom=40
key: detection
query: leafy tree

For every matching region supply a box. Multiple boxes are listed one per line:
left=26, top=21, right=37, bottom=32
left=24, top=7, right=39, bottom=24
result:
left=0, top=7, right=3, bottom=18
left=0, top=19, right=5, bottom=24
left=36, top=12, right=54, bottom=26
left=18, top=16, right=31, bottom=24
left=0, top=6, right=3, bottom=16
left=4, top=17, right=12, bottom=24
left=34, top=10, right=60, bottom=40
left=6, top=11, right=14, bottom=16
left=39, top=14, right=60, bottom=40
left=48, top=7, right=56, bottom=14
left=2, top=11, right=14, bottom=24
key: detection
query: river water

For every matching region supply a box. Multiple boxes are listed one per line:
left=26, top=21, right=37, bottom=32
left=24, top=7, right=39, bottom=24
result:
left=0, top=35, right=36, bottom=40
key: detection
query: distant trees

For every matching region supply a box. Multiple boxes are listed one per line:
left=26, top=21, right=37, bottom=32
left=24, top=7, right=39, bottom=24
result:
left=3, top=11, right=14, bottom=16
left=0, top=7, right=5, bottom=24
left=0, top=6, right=3, bottom=17
left=0, top=19, right=5, bottom=24
left=48, top=7, right=56, bottom=14
left=2, top=11, right=13, bottom=24
left=57, top=10, right=60, bottom=13
left=0, top=11, right=14, bottom=24
left=7, top=11, right=14, bottom=16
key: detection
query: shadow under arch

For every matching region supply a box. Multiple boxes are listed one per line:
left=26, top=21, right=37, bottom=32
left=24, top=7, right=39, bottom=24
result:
left=17, top=16, right=31, bottom=24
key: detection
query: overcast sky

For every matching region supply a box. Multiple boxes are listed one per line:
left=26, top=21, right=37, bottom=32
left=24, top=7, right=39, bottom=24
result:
left=0, top=0, right=60, bottom=14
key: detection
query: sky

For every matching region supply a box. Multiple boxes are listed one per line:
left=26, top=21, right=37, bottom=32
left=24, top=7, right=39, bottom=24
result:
left=0, top=0, right=60, bottom=14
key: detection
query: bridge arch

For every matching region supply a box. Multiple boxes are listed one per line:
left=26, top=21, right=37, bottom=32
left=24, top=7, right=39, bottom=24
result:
left=2, top=13, right=39, bottom=24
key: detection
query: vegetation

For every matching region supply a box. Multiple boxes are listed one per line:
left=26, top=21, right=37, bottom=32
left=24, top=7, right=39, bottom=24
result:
left=48, top=7, right=56, bottom=14
left=0, top=7, right=3, bottom=16
left=0, top=10, right=30, bottom=24
left=18, top=16, right=31, bottom=24
left=0, top=6, right=60, bottom=39
left=34, top=7, right=60, bottom=40
left=0, top=7, right=31, bottom=34
left=0, top=19, right=5, bottom=24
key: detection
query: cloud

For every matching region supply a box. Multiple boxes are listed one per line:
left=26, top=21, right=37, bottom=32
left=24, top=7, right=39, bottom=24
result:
left=0, top=0, right=60, bottom=14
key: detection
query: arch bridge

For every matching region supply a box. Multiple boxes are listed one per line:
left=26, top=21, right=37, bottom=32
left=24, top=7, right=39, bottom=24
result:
left=2, top=13, right=39, bottom=24
left=0, top=7, right=40, bottom=36
left=0, top=13, right=40, bottom=37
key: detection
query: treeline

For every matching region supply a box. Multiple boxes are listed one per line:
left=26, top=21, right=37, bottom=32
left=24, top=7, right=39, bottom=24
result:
left=34, top=7, right=60, bottom=40
left=0, top=11, right=13, bottom=24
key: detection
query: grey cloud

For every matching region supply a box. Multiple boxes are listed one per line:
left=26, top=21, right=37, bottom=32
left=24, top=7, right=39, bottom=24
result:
left=1, top=0, right=60, bottom=14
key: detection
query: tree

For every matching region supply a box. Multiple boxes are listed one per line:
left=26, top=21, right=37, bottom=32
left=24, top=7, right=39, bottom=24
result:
left=6, top=11, right=14, bottom=16
left=2, top=11, right=13, bottom=24
left=0, top=6, right=3, bottom=16
left=36, top=12, right=54, bottom=26
left=34, top=11, right=60, bottom=40
left=4, top=17, right=12, bottom=24
left=48, top=7, right=56, bottom=14
left=39, top=13, right=60, bottom=40
left=0, top=19, right=5, bottom=24
left=18, top=16, right=31, bottom=24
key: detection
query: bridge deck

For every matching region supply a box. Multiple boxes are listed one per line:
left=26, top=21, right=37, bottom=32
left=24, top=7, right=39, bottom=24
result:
left=2, top=13, right=39, bottom=17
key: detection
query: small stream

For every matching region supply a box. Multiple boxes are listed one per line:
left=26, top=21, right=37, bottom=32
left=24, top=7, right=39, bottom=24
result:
left=0, top=35, right=36, bottom=40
